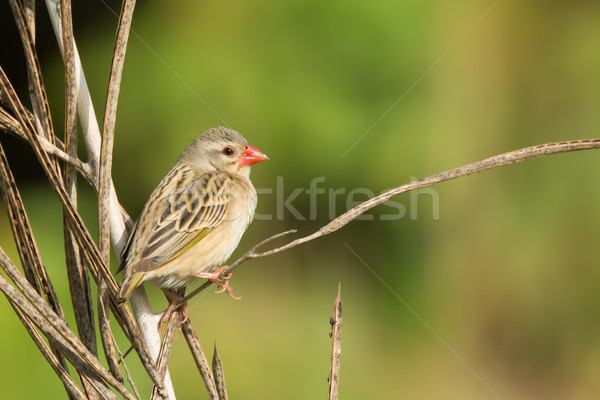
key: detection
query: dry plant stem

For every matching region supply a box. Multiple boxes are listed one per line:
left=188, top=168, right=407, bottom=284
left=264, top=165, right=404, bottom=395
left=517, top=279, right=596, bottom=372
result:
left=98, top=0, right=136, bottom=263
left=8, top=2, right=172, bottom=397
left=1, top=44, right=158, bottom=388
left=45, top=0, right=129, bottom=250
left=60, top=3, right=99, bottom=391
left=117, top=343, right=142, bottom=400
left=7, top=3, right=104, bottom=395
left=1, top=67, right=166, bottom=395
left=39, top=136, right=94, bottom=183
left=45, top=0, right=101, bottom=171
left=128, top=289, right=176, bottom=399
left=0, top=107, right=28, bottom=140
left=0, top=251, right=110, bottom=387
left=6, top=1, right=122, bottom=301
left=0, top=140, right=77, bottom=381
left=0, top=250, right=133, bottom=400
left=0, top=68, right=120, bottom=311
left=0, top=106, right=89, bottom=181
left=9, top=0, right=54, bottom=143
left=5, top=3, right=66, bottom=320
left=0, top=143, right=54, bottom=306
left=114, top=300, right=170, bottom=397
left=158, top=313, right=178, bottom=377
left=60, top=0, right=78, bottom=189
left=98, top=279, right=123, bottom=384
left=150, top=310, right=180, bottom=400
left=8, top=298, right=87, bottom=400
left=96, top=0, right=136, bottom=389
left=182, top=320, right=219, bottom=400
left=212, top=343, right=229, bottom=400
left=328, top=283, right=342, bottom=400
left=0, top=106, right=92, bottom=182
left=182, top=138, right=600, bottom=303
left=44, top=3, right=170, bottom=394
left=24, top=0, right=35, bottom=41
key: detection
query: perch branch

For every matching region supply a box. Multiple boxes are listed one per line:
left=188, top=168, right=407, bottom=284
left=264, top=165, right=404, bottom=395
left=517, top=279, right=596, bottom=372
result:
left=183, top=138, right=600, bottom=304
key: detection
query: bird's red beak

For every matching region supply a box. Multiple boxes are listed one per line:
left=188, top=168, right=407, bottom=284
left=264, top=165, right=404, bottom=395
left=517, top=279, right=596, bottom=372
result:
left=238, top=143, right=269, bottom=167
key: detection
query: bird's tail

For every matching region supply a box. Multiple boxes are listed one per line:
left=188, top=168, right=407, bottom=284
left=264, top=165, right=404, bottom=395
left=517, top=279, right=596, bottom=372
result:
left=117, top=272, right=145, bottom=303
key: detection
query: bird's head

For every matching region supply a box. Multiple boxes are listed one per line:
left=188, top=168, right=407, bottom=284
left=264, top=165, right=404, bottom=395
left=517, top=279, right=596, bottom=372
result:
left=180, top=127, right=268, bottom=176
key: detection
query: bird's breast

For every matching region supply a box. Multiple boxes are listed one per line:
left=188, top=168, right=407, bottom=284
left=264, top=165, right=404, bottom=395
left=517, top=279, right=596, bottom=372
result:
left=144, top=177, right=257, bottom=290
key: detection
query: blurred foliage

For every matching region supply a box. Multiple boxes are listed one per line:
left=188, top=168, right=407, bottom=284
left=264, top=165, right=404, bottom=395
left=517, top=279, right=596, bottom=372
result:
left=1, top=0, right=600, bottom=399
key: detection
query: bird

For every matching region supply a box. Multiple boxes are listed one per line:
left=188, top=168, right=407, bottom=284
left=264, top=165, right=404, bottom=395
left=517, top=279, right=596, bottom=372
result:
left=116, top=127, right=268, bottom=329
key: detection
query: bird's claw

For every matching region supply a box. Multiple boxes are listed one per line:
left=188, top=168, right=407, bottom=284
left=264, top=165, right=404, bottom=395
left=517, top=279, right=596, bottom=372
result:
left=159, top=289, right=189, bottom=334
left=193, top=266, right=241, bottom=300
left=214, top=274, right=241, bottom=300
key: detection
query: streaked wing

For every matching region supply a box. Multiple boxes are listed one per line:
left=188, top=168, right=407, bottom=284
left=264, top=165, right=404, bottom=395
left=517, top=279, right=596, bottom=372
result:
left=135, top=171, right=232, bottom=271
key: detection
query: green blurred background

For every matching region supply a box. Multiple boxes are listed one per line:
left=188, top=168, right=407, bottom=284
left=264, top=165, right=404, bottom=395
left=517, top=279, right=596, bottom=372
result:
left=1, top=0, right=600, bottom=398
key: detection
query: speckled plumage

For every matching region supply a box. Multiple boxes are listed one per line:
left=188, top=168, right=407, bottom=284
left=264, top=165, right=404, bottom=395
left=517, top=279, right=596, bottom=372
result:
left=117, top=127, right=266, bottom=302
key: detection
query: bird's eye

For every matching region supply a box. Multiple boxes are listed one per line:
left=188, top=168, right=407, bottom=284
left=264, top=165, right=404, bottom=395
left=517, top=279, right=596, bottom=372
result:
left=222, top=146, right=235, bottom=157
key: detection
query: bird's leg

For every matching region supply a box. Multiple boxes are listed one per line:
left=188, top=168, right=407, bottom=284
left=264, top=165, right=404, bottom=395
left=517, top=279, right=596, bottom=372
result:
left=192, top=265, right=241, bottom=300
left=159, top=288, right=189, bottom=334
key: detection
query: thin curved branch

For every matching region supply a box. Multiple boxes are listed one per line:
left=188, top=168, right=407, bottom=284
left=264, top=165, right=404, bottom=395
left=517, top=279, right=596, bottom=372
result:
left=183, top=138, right=600, bottom=304
left=99, top=0, right=136, bottom=262
left=183, top=229, right=297, bottom=302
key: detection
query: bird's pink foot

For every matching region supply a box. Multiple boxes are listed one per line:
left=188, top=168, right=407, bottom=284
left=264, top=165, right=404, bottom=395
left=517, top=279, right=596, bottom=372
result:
left=192, top=266, right=241, bottom=300
left=159, top=289, right=189, bottom=334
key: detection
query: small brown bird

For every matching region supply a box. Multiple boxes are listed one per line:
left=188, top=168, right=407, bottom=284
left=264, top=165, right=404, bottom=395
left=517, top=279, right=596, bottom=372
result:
left=117, top=127, right=268, bottom=327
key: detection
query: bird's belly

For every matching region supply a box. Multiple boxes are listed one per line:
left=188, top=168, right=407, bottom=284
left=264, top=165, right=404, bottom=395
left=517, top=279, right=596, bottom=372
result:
left=143, top=214, right=250, bottom=290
